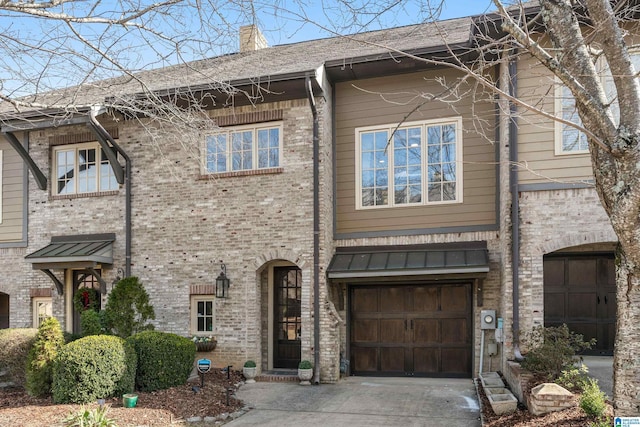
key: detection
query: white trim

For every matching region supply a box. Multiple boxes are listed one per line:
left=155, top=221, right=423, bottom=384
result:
left=52, top=141, right=119, bottom=195
left=204, top=122, right=283, bottom=174
left=0, top=150, right=3, bottom=224
left=355, top=117, right=464, bottom=210
left=32, top=296, right=53, bottom=327
left=190, top=294, right=216, bottom=336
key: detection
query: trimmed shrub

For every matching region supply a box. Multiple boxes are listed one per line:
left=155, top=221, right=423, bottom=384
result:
left=580, top=378, right=607, bottom=418
left=521, top=324, right=594, bottom=380
left=80, top=310, right=103, bottom=337
left=244, top=360, right=256, bottom=368
left=0, top=328, right=38, bottom=388
left=103, top=277, right=155, bottom=338
left=52, top=335, right=137, bottom=403
left=127, top=331, right=195, bottom=392
left=26, top=317, right=65, bottom=397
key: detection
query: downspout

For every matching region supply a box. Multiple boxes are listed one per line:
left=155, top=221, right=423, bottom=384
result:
left=305, top=75, right=321, bottom=385
left=89, top=107, right=132, bottom=278
left=508, top=56, right=523, bottom=360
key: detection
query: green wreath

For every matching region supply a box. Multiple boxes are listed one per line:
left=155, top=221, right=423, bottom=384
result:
left=73, top=287, right=101, bottom=312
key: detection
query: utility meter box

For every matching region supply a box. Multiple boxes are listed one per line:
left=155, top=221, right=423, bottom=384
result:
left=481, top=309, right=497, bottom=330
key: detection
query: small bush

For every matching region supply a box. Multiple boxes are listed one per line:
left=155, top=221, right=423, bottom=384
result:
left=52, top=335, right=137, bottom=404
left=80, top=310, right=104, bottom=336
left=127, top=331, right=195, bottom=392
left=63, top=405, right=117, bottom=427
left=244, top=360, right=256, bottom=368
left=26, top=317, right=65, bottom=397
left=0, top=328, right=38, bottom=388
left=103, top=277, right=155, bottom=338
left=580, top=378, right=606, bottom=418
left=556, top=363, right=590, bottom=393
left=298, top=360, right=313, bottom=369
left=521, top=324, right=594, bottom=380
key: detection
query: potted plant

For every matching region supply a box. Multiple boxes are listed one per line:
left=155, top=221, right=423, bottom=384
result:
left=243, top=360, right=257, bottom=383
left=298, top=360, right=313, bottom=385
left=191, top=335, right=217, bottom=352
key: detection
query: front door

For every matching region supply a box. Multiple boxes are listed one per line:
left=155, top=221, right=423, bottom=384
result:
left=0, top=292, right=8, bottom=329
left=273, top=267, right=302, bottom=369
left=72, top=270, right=102, bottom=334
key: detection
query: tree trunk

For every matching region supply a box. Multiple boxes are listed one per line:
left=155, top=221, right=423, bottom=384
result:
left=614, top=246, right=640, bottom=415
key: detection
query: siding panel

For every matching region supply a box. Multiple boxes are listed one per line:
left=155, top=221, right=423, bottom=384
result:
left=0, top=141, right=25, bottom=242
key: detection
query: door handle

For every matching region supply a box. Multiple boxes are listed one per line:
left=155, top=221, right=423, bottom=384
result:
left=410, top=319, right=414, bottom=330
left=597, top=296, right=600, bottom=304
left=605, top=295, right=608, bottom=304
left=405, top=319, right=407, bottom=330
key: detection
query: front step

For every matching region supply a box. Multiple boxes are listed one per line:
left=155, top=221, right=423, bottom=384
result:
left=255, top=371, right=298, bottom=383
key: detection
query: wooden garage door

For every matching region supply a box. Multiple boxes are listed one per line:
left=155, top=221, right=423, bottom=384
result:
left=350, top=283, right=472, bottom=377
left=544, top=254, right=616, bottom=355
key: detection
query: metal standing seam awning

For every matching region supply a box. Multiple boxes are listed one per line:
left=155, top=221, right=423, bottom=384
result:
left=327, top=241, right=489, bottom=279
left=25, top=233, right=116, bottom=295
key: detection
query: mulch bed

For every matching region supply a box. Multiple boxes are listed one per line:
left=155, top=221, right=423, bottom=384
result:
left=0, top=369, right=244, bottom=427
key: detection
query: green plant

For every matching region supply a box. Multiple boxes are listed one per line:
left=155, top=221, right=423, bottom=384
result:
left=73, top=287, right=101, bottom=313
left=520, top=324, right=594, bottom=380
left=580, top=378, right=607, bottom=418
left=0, top=328, right=38, bottom=388
left=243, top=360, right=256, bottom=368
left=52, top=335, right=137, bottom=404
left=26, top=317, right=65, bottom=397
left=298, top=360, right=312, bottom=369
left=556, top=363, right=590, bottom=393
left=126, top=331, right=195, bottom=392
left=103, top=277, right=155, bottom=338
left=81, top=310, right=104, bottom=337
left=63, top=405, right=117, bottom=427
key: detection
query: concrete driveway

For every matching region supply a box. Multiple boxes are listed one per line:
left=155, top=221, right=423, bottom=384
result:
left=227, top=376, right=481, bottom=427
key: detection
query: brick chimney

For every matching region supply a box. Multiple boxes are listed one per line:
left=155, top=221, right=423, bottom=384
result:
left=239, top=25, right=268, bottom=53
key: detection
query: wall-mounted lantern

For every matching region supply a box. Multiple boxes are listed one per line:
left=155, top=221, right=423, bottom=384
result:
left=216, top=263, right=230, bottom=298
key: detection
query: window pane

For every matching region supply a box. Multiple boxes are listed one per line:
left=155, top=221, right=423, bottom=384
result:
left=560, top=85, right=588, bottom=152
left=360, top=130, right=389, bottom=207
left=443, top=182, right=456, bottom=201
left=56, top=149, right=75, bottom=194
left=393, top=128, right=421, bottom=205
left=232, top=131, right=253, bottom=170
left=428, top=183, right=442, bottom=202
left=99, top=149, right=118, bottom=191
left=77, top=148, right=97, bottom=193
left=206, top=134, right=227, bottom=173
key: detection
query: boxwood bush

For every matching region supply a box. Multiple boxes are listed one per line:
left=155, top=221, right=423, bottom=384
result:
left=26, top=317, right=65, bottom=397
left=127, top=331, right=196, bottom=392
left=0, top=328, right=38, bottom=388
left=52, top=335, right=137, bottom=403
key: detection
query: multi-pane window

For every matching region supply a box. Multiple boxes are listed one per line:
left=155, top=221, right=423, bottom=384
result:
left=357, top=118, right=462, bottom=209
left=205, top=123, right=281, bottom=173
left=32, top=297, right=52, bottom=327
left=557, top=52, right=640, bottom=154
left=191, top=295, right=215, bottom=335
left=53, top=143, right=118, bottom=195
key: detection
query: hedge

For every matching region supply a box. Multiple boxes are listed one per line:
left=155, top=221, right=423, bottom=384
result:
left=0, top=328, right=38, bottom=388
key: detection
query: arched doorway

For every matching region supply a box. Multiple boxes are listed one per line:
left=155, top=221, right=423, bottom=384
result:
left=0, top=292, right=8, bottom=329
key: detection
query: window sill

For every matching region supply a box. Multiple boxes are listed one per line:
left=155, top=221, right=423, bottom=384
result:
left=199, top=167, right=284, bottom=180
left=50, top=190, right=119, bottom=201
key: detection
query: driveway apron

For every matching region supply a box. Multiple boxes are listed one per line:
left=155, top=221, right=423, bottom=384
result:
left=227, top=376, right=481, bottom=426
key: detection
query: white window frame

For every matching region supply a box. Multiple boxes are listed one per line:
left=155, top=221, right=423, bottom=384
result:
left=355, top=117, right=464, bottom=210
left=555, top=51, right=640, bottom=155
left=32, top=297, right=52, bottom=327
left=52, top=142, right=119, bottom=195
left=204, top=122, right=283, bottom=174
left=190, top=295, right=216, bottom=336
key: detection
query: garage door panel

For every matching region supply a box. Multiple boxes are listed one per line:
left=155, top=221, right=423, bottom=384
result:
left=440, top=285, right=469, bottom=311
left=380, top=287, right=405, bottom=312
left=352, top=347, right=378, bottom=373
left=544, top=292, right=565, bottom=320
left=380, top=347, right=405, bottom=372
left=352, top=319, right=378, bottom=343
left=567, top=259, right=597, bottom=287
left=413, top=319, right=439, bottom=344
left=411, top=287, right=438, bottom=312
left=352, top=288, right=378, bottom=312
left=544, top=259, right=565, bottom=286
left=441, top=348, right=471, bottom=375
left=441, top=319, right=468, bottom=344
left=413, top=348, right=439, bottom=374
left=567, top=293, right=597, bottom=318
left=380, top=319, right=406, bottom=343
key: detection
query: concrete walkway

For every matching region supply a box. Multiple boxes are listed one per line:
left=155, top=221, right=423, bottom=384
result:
left=227, top=377, right=481, bottom=427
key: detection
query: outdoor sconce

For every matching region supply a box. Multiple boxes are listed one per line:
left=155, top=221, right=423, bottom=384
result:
left=216, top=263, right=230, bottom=298
left=111, top=268, right=125, bottom=291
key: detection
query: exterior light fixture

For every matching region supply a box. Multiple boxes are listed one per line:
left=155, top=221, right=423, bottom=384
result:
left=216, top=263, right=230, bottom=298
left=111, top=268, right=125, bottom=291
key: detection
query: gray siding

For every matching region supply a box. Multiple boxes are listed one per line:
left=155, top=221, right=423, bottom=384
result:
left=0, top=140, right=25, bottom=243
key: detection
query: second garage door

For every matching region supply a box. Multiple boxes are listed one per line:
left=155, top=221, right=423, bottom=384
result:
left=350, top=283, right=472, bottom=377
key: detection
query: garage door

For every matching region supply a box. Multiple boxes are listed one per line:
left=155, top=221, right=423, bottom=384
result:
left=350, top=283, right=472, bottom=377
left=544, top=254, right=616, bottom=355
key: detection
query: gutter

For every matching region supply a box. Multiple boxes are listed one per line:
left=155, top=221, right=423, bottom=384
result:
left=305, top=75, right=321, bottom=385
left=88, top=106, right=132, bottom=278
left=508, top=56, right=523, bottom=361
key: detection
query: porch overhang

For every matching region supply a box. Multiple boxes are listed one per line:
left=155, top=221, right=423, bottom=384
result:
left=327, top=242, right=489, bottom=279
left=26, top=233, right=115, bottom=294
